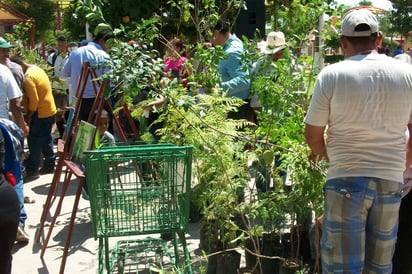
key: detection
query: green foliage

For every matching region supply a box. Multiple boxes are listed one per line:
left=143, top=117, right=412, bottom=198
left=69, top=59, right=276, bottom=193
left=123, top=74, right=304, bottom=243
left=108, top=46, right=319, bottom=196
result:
left=164, top=0, right=244, bottom=41
left=62, top=1, right=88, bottom=40
left=99, top=35, right=163, bottom=139
left=11, top=22, right=33, bottom=48
left=72, top=0, right=332, bottom=263
left=389, top=0, right=412, bottom=38
left=4, top=0, right=57, bottom=42
left=266, top=0, right=328, bottom=37
left=10, top=46, right=51, bottom=76
left=242, top=2, right=332, bottom=258
left=324, top=54, right=344, bottom=64
left=378, top=13, right=394, bottom=41
left=74, top=0, right=111, bottom=35
left=100, top=18, right=256, bottom=249
left=324, top=33, right=340, bottom=50
left=62, top=0, right=248, bottom=43
left=108, top=44, right=163, bottom=97
left=358, top=0, right=373, bottom=5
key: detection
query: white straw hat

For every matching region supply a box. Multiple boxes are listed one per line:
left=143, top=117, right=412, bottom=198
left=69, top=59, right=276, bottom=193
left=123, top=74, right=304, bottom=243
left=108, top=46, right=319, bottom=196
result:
left=259, top=31, right=287, bottom=55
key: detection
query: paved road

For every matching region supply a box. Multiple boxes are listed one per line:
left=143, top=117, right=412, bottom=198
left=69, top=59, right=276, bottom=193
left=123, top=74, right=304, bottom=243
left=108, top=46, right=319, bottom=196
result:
left=11, top=171, right=206, bottom=274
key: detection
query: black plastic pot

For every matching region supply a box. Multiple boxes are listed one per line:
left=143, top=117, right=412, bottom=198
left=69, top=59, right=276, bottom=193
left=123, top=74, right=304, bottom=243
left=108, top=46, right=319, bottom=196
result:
left=219, top=250, right=241, bottom=274
left=189, top=201, right=202, bottom=223
left=206, top=250, right=241, bottom=274
left=199, top=218, right=219, bottom=254
left=206, top=252, right=218, bottom=274
left=244, top=237, right=261, bottom=273
left=244, top=233, right=286, bottom=274
left=261, top=233, right=284, bottom=274
left=282, top=230, right=312, bottom=264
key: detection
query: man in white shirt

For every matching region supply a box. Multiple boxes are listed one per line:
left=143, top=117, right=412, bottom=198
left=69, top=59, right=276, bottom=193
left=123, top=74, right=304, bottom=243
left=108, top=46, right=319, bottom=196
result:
left=0, top=37, right=30, bottom=243
left=305, top=9, right=412, bottom=273
left=0, top=37, right=28, bottom=136
left=48, top=35, right=70, bottom=139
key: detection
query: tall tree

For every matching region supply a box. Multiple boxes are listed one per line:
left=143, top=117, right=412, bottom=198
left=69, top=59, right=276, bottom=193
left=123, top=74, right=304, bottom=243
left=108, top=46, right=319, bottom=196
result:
left=390, top=0, right=412, bottom=38
left=63, top=0, right=247, bottom=43
left=3, top=0, right=57, bottom=43
left=358, top=0, right=373, bottom=5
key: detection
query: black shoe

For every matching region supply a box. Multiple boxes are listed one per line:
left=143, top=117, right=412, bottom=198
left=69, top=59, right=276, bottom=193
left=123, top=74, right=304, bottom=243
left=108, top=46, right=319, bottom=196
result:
left=39, top=166, right=54, bottom=175
left=24, top=171, right=40, bottom=182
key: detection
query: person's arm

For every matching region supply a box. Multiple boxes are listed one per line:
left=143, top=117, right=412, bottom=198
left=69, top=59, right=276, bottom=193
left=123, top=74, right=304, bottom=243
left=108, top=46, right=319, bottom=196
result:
left=181, top=57, right=193, bottom=87
left=4, top=69, right=29, bottom=136
left=8, top=97, right=28, bottom=137
left=25, top=110, right=35, bottom=128
left=142, top=97, right=166, bottom=110
left=305, top=123, right=328, bottom=162
left=405, top=124, right=412, bottom=168
left=402, top=124, right=412, bottom=197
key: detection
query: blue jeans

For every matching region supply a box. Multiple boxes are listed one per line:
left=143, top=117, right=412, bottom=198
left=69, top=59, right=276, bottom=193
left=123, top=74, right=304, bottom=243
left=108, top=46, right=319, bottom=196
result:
left=14, top=177, right=26, bottom=225
left=26, top=112, right=55, bottom=173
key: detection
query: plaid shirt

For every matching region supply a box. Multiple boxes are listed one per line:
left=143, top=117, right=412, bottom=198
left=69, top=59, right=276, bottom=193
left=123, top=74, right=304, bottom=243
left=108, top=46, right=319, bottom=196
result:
left=0, top=119, right=23, bottom=181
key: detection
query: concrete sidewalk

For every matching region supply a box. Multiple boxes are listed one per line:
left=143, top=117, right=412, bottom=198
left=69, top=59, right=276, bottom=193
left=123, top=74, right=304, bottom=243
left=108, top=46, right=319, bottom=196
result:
left=11, top=171, right=205, bottom=273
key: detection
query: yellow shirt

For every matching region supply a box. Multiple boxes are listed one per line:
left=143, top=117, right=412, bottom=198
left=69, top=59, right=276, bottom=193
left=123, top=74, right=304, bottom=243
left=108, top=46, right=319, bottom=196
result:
left=23, top=65, right=56, bottom=118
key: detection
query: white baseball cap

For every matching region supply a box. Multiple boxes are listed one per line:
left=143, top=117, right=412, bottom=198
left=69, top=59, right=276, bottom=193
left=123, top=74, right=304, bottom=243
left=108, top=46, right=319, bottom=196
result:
left=341, top=9, right=379, bottom=37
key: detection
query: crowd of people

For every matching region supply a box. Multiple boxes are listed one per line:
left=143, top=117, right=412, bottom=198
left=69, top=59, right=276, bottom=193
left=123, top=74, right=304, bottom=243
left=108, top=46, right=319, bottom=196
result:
left=0, top=21, right=265, bottom=272
left=1, top=8, right=412, bottom=273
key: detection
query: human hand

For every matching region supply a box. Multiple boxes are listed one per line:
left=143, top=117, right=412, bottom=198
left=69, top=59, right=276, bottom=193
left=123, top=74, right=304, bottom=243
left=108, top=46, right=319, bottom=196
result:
left=203, top=42, right=212, bottom=48
left=403, top=165, right=412, bottom=198
left=308, top=151, right=328, bottom=163
left=21, top=123, right=29, bottom=138
left=160, top=77, right=171, bottom=88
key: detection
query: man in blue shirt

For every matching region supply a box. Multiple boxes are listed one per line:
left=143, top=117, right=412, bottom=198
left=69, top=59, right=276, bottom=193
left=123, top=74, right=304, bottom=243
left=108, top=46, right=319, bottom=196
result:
left=393, top=45, right=404, bottom=57
left=212, top=20, right=255, bottom=122
left=62, top=30, right=114, bottom=122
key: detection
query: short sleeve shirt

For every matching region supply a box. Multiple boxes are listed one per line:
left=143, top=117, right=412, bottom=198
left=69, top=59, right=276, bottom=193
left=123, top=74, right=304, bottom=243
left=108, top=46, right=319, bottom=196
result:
left=0, top=64, right=22, bottom=119
left=305, top=53, right=412, bottom=182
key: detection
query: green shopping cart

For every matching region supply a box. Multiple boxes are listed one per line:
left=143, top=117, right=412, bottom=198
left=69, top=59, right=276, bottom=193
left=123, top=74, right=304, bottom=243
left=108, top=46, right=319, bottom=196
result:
left=84, top=144, right=193, bottom=273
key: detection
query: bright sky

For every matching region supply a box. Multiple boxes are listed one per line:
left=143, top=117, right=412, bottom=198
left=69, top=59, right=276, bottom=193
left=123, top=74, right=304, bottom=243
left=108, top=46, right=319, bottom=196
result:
left=335, top=0, right=393, bottom=10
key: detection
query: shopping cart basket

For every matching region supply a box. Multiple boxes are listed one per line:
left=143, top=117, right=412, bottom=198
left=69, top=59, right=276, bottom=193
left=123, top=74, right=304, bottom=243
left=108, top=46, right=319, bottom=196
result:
left=84, top=144, right=193, bottom=273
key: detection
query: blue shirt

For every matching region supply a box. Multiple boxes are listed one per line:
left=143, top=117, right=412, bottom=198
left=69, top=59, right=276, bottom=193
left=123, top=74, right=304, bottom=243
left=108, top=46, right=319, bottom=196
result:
left=217, top=34, right=250, bottom=99
left=62, top=41, right=110, bottom=100
left=393, top=48, right=404, bottom=57
left=0, top=119, right=23, bottom=181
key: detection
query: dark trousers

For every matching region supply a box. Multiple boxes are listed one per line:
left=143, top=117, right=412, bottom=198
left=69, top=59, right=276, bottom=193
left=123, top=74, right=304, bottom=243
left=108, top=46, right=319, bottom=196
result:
left=0, top=182, right=20, bottom=274
left=53, top=91, right=69, bottom=139
left=26, top=112, right=56, bottom=172
left=227, top=100, right=257, bottom=124
left=78, top=97, right=114, bottom=134
left=392, top=191, right=412, bottom=274
left=78, top=97, right=95, bottom=123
